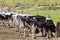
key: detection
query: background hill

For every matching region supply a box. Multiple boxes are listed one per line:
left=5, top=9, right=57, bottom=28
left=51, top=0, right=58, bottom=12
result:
left=0, top=0, right=60, bottom=7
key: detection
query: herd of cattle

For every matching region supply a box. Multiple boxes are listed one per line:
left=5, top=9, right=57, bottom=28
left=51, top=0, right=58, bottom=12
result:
left=0, top=12, right=58, bottom=39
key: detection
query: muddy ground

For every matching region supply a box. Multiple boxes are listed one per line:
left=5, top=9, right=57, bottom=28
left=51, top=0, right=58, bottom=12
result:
left=0, top=26, right=60, bottom=40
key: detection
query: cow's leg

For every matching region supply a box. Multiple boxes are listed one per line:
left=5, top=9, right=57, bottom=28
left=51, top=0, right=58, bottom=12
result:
left=44, top=28, right=49, bottom=37
left=19, top=20, right=24, bottom=33
left=13, top=19, right=16, bottom=28
left=11, top=18, right=14, bottom=27
left=12, top=20, right=14, bottom=28
left=14, top=18, right=20, bottom=32
left=51, top=32, right=54, bottom=38
left=12, top=18, right=15, bottom=28
left=24, top=27, right=26, bottom=37
left=9, top=19, right=13, bottom=27
left=15, top=21, right=19, bottom=32
left=47, top=30, right=52, bottom=39
left=47, top=31, right=53, bottom=38
left=7, top=19, right=10, bottom=27
left=3, top=20, right=6, bottom=27
left=43, top=27, right=47, bottom=37
left=41, top=28, right=45, bottom=37
left=15, top=25, right=19, bottom=32
left=24, top=27, right=28, bottom=37
left=23, top=21, right=29, bottom=37
left=32, top=24, right=36, bottom=39
left=41, top=28, right=43, bottom=36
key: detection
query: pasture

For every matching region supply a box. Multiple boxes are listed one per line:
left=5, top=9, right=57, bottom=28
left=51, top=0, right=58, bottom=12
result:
left=0, top=0, right=60, bottom=6
left=16, top=10, right=60, bottom=23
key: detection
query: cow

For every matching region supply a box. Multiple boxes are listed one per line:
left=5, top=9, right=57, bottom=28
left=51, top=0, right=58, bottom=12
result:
left=12, top=14, right=32, bottom=32
left=0, top=12, right=15, bottom=27
left=24, top=15, right=56, bottom=39
left=18, top=15, right=46, bottom=38
left=12, top=14, right=56, bottom=39
left=0, top=12, right=14, bottom=20
left=41, top=16, right=56, bottom=39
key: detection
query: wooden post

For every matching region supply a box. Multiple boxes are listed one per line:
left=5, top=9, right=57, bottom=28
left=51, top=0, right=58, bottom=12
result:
left=56, top=22, right=60, bottom=37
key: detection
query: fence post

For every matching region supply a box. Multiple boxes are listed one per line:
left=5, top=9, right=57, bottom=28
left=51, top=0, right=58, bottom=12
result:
left=56, top=22, right=60, bottom=37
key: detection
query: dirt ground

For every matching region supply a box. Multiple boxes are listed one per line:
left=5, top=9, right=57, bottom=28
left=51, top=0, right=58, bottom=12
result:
left=0, top=26, right=60, bottom=40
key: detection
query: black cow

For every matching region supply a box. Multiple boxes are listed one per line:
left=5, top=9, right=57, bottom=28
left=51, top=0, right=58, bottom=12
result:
left=19, top=15, right=46, bottom=31
left=44, top=19, right=56, bottom=38
left=33, top=15, right=46, bottom=36
left=19, top=15, right=46, bottom=35
left=27, top=15, right=56, bottom=38
left=35, top=16, right=56, bottom=38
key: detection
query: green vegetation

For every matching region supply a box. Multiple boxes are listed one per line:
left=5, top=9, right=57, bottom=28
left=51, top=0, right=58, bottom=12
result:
left=0, top=0, right=60, bottom=7
left=16, top=10, right=60, bottom=23
left=0, top=0, right=60, bottom=23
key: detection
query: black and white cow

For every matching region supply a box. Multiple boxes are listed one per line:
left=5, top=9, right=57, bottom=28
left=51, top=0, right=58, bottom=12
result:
left=0, top=12, right=15, bottom=27
left=22, top=15, right=56, bottom=39
left=12, top=14, right=32, bottom=32
left=34, top=15, right=56, bottom=38
left=44, top=17, right=56, bottom=38
left=0, top=12, right=14, bottom=20
left=18, top=15, right=46, bottom=38
left=12, top=14, right=56, bottom=39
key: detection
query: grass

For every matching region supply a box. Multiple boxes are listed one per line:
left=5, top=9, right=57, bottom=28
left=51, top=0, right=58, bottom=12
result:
left=0, top=0, right=60, bottom=23
left=16, top=10, right=60, bottom=23
left=0, top=0, right=60, bottom=7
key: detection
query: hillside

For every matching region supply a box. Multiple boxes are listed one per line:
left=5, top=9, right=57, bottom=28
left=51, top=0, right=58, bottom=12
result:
left=0, top=0, right=60, bottom=7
